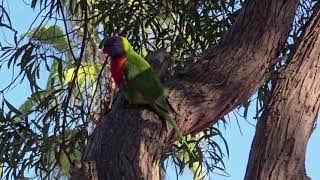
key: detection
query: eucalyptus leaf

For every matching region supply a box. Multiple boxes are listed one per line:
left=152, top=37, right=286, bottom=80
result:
left=27, top=25, right=68, bottom=52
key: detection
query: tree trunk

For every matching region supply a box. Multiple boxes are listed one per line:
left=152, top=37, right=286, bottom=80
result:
left=245, top=3, right=320, bottom=180
left=82, top=95, right=164, bottom=179
left=71, top=0, right=300, bottom=179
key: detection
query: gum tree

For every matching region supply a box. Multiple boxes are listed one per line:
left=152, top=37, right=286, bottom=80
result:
left=0, top=0, right=319, bottom=180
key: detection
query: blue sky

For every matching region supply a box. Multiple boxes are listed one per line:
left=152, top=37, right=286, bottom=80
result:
left=0, top=1, right=319, bottom=179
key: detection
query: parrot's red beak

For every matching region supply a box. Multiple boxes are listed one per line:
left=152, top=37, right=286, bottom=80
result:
left=103, top=47, right=108, bottom=54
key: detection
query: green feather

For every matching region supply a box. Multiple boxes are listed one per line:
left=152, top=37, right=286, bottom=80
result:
left=150, top=102, right=183, bottom=137
left=117, top=37, right=195, bottom=156
left=121, top=38, right=184, bottom=138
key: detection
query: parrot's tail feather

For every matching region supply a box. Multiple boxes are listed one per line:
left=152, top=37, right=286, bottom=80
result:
left=151, top=104, right=196, bottom=158
left=151, top=104, right=183, bottom=138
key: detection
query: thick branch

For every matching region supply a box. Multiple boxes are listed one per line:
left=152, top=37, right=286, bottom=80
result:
left=77, top=0, right=300, bottom=179
left=167, top=0, right=299, bottom=139
left=245, top=3, right=320, bottom=179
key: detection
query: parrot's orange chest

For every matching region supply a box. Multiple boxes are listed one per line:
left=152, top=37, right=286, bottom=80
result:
left=110, top=56, right=127, bottom=85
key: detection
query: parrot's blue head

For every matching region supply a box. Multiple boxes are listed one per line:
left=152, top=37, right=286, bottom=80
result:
left=103, top=36, right=129, bottom=59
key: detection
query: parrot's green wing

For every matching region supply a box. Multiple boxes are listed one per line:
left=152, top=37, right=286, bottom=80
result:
left=124, top=50, right=194, bottom=156
left=124, top=51, right=164, bottom=102
left=124, top=50, right=178, bottom=130
left=151, top=98, right=195, bottom=157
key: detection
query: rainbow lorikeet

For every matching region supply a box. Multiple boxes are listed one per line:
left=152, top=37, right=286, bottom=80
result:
left=102, top=36, right=183, bottom=138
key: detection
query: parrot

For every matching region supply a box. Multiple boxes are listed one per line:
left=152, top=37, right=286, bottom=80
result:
left=102, top=36, right=184, bottom=140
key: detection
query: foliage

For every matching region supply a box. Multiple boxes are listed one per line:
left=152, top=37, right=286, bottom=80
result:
left=164, top=126, right=230, bottom=180
left=0, top=0, right=317, bottom=179
left=239, top=0, right=318, bottom=122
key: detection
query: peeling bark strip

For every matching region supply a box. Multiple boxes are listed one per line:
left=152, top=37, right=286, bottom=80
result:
left=75, top=0, right=300, bottom=179
left=245, top=3, right=320, bottom=180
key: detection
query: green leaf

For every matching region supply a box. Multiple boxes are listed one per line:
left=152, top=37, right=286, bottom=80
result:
left=46, top=55, right=64, bottom=89
left=58, top=58, right=64, bottom=85
left=17, top=90, right=51, bottom=115
left=4, top=99, right=22, bottom=116
left=18, top=98, right=35, bottom=117
left=20, top=45, right=35, bottom=70
left=0, top=163, right=2, bottom=178
left=31, top=0, right=38, bottom=8
left=27, top=25, right=67, bottom=52
left=8, top=43, right=29, bottom=68
left=63, top=63, right=104, bottom=95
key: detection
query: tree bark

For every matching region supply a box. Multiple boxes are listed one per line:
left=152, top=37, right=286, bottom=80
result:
left=245, top=3, right=320, bottom=180
left=71, top=0, right=300, bottom=179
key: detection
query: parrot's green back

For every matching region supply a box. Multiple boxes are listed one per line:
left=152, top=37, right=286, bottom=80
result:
left=124, top=51, right=163, bottom=103
left=123, top=49, right=184, bottom=139
left=104, top=36, right=191, bottom=155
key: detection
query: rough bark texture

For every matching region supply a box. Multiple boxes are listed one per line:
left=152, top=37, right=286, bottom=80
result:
left=71, top=0, right=301, bottom=179
left=245, top=3, right=320, bottom=180
left=167, top=0, right=299, bottom=136
left=82, top=95, right=164, bottom=180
